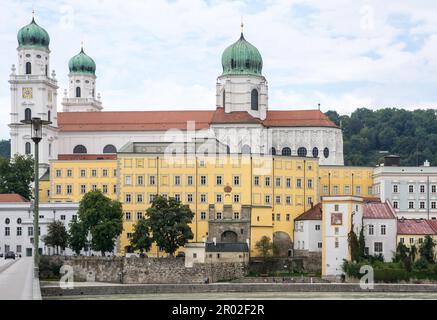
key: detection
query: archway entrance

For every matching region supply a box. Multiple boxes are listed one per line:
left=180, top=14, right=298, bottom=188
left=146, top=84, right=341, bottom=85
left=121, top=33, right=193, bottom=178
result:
left=273, top=231, right=293, bottom=257
left=220, top=230, right=238, bottom=243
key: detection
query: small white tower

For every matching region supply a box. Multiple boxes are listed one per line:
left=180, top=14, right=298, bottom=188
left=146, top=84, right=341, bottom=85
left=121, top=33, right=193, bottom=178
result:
left=62, top=44, right=102, bottom=112
left=216, top=23, right=268, bottom=120
left=9, top=14, right=59, bottom=175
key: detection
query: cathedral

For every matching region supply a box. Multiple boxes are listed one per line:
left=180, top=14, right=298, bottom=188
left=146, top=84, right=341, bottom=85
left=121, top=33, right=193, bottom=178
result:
left=9, top=16, right=344, bottom=175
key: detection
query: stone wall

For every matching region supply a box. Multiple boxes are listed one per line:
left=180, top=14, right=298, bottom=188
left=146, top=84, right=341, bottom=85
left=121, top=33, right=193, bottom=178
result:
left=57, top=256, right=247, bottom=284
left=249, top=252, right=322, bottom=275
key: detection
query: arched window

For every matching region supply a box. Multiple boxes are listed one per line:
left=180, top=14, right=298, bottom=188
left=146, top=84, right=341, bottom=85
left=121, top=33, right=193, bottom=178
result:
left=241, top=144, right=251, bottom=154
left=17, top=218, right=22, bottom=224
left=76, top=87, right=81, bottom=98
left=281, top=147, right=291, bottom=156
left=222, top=90, right=226, bottom=107
left=324, top=147, right=330, bottom=158
left=251, top=89, right=259, bottom=111
left=25, top=142, right=31, bottom=155
left=270, top=147, right=276, bottom=156
left=5, top=218, right=10, bottom=225
left=103, top=144, right=117, bottom=154
left=47, top=110, right=51, bottom=122
left=312, top=147, right=319, bottom=158
left=73, top=145, right=87, bottom=154
left=24, top=108, right=32, bottom=121
left=297, top=147, right=308, bottom=157
left=25, top=62, right=31, bottom=75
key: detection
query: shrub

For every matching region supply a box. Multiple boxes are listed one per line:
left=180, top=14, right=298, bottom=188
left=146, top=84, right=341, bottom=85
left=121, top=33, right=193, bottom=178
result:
left=374, top=268, right=410, bottom=283
left=39, top=256, right=64, bottom=280
left=413, top=257, right=429, bottom=271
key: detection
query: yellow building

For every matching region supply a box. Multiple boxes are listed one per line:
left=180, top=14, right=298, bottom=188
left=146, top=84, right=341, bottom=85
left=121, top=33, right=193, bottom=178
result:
left=319, top=166, right=374, bottom=199
left=397, top=219, right=437, bottom=259
left=117, top=142, right=319, bottom=257
left=48, top=155, right=118, bottom=203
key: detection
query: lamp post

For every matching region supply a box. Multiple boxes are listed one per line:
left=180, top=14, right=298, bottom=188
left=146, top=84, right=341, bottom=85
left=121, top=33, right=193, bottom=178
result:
left=20, top=117, right=51, bottom=278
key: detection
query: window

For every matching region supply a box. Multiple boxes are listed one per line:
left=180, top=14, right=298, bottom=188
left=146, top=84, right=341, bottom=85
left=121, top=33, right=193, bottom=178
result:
left=5, top=227, right=10, bottom=236
left=234, top=212, right=240, bottom=220
left=125, top=212, right=131, bottom=221
left=323, top=185, right=329, bottom=194
left=56, top=185, right=62, bottom=195
left=73, top=145, right=87, bottom=154
left=233, top=175, right=240, bottom=186
left=393, top=185, right=399, bottom=193
left=432, top=202, right=436, bottom=209
left=432, top=185, right=436, bottom=193
left=17, top=218, right=21, bottom=224
left=282, top=147, right=291, bottom=156
left=216, top=194, right=222, bottom=203
left=409, top=201, right=414, bottom=209
left=265, top=177, right=271, bottom=187
left=254, top=176, right=260, bottom=186
left=137, top=175, right=143, bottom=185
left=26, top=62, right=31, bottom=74
left=307, top=179, right=313, bottom=189
left=17, top=227, right=22, bottom=236
left=334, top=204, right=339, bottom=211
left=80, top=185, right=86, bottom=194
left=400, top=237, right=404, bottom=243
left=200, top=175, right=207, bottom=185
left=275, top=195, right=281, bottom=204
left=200, top=212, right=206, bottom=220
left=333, top=185, right=339, bottom=195
left=409, top=238, right=414, bottom=244
left=187, top=194, right=193, bottom=203
left=251, top=89, right=258, bottom=111
left=102, top=184, right=108, bottom=194
left=368, top=186, right=373, bottom=195
left=76, top=86, right=81, bottom=98
left=312, top=147, right=319, bottom=158
left=270, top=147, right=276, bottom=155
left=149, top=175, right=156, bottom=185
left=286, top=196, right=291, bottom=205
left=174, top=194, right=180, bottom=202
left=125, top=194, right=132, bottom=203
left=149, top=194, right=156, bottom=203
left=137, top=194, right=143, bottom=203
left=113, top=184, right=117, bottom=194
left=374, top=242, right=383, bottom=253
left=297, top=147, right=307, bottom=157
left=25, top=142, right=31, bottom=155
left=272, top=214, right=275, bottom=221
left=276, top=213, right=281, bottom=221
left=55, top=169, right=62, bottom=177
left=276, top=177, right=281, bottom=187
left=216, top=175, right=223, bottom=185
left=60, top=215, right=66, bottom=221
left=393, top=201, right=399, bottom=209
left=420, top=185, right=425, bottom=193
left=286, top=214, right=290, bottom=221
left=92, top=169, right=97, bottom=177
left=28, top=227, right=33, bottom=236
left=355, top=186, right=361, bottom=195
left=47, top=111, right=51, bottom=122
left=200, top=194, right=207, bottom=203
left=67, top=169, right=73, bottom=177
left=66, top=185, right=72, bottom=195
left=25, top=108, right=32, bottom=121
left=420, top=201, right=426, bottom=209
left=92, top=184, right=97, bottom=191
left=286, top=178, right=291, bottom=188
left=344, top=185, right=350, bottom=195
left=103, top=144, right=117, bottom=153
left=125, top=176, right=132, bottom=185
left=323, top=147, right=330, bottom=158
left=233, top=194, right=240, bottom=203
left=80, top=169, right=86, bottom=177
left=335, top=238, right=339, bottom=248
left=222, top=90, right=226, bottom=107
left=296, top=179, right=302, bottom=189
left=187, top=176, right=193, bottom=185
left=419, top=237, right=423, bottom=244
left=216, top=212, right=222, bottom=220
left=174, top=175, right=181, bottom=185
left=315, top=225, right=321, bottom=231
left=380, top=225, right=386, bottom=235
left=409, top=185, right=414, bottom=193
left=265, top=195, right=271, bottom=204
left=369, top=224, right=374, bottom=235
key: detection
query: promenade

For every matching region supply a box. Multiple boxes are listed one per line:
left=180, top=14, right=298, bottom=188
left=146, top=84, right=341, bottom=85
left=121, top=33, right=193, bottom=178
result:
left=0, top=257, right=39, bottom=300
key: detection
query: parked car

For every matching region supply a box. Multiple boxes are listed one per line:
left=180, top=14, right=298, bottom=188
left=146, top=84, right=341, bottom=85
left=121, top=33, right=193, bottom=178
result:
left=5, top=251, right=15, bottom=260
left=0, top=253, right=3, bottom=258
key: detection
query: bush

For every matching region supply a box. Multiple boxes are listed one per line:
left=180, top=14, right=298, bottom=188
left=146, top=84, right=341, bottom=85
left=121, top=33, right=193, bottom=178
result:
left=374, top=268, right=410, bottom=283
left=39, top=256, right=64, bottom=280
left=414, top=257, right=429, bottom=271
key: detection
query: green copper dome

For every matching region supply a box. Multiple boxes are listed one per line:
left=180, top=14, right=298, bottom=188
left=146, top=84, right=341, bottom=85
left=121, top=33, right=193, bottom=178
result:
left=68, top=48, right=96, bottom=75
left=221, top=33, right=263, bottom=76
left=17, top=18, right=50, bottom=49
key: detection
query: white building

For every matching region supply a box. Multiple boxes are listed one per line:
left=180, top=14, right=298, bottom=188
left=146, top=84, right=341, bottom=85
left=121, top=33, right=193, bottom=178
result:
left=9, top=16, right=344, bottom=176
left=293, top=203, right=322, bottom=252
left=373, top=156, right=437, bottom=219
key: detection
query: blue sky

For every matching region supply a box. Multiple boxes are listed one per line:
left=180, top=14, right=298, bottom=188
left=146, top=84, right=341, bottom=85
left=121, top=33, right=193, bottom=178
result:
left=1, top=0, right=437, bottom=139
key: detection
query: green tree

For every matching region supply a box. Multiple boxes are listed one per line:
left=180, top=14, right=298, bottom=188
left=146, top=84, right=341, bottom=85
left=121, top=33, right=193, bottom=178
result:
left=68, top=220, right=88, bottom=255
left=73, top=190, right=123, bottom=256
left=394, top=242, right=409, bottom=262
left=0, top=155, right=34, bottom=200
left=410, top=244, right=418, bottom=262
left=358, top=225, right=366, bottom=260
left=130, top=218, right=153, bottom=254
left=146, top=195, right=194, bottom=256
left=419, top=235, right=435, bottom=263
left=44, top=221, right=69, bottom=255
left=348, top=229, right=360, bottom=262
left=255, top=236, right=274, bottom=259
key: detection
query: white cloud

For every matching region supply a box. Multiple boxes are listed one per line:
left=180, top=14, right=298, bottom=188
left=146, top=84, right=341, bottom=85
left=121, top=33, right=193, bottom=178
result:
left=1, top=0, right=437, bottom=138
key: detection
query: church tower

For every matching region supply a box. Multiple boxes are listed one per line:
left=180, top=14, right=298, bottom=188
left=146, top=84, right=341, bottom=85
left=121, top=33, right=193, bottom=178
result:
left=216, top=24, right=268, bottom=120
left=62, top=46, right=102, bottom=112
left=9, top=15, right=59, bottom=175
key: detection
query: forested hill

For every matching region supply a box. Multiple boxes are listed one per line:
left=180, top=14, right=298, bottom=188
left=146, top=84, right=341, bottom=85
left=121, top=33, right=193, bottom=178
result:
left=325, top=108, right=437, bottom=167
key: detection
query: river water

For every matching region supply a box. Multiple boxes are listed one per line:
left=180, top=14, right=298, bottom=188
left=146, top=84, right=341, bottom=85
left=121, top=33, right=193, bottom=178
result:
left=46, top=292, right=437, bottom=300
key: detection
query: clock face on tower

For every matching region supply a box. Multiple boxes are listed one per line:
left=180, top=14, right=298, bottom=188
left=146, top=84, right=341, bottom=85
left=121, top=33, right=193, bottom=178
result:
left=22, top=87, right=33, bottom=99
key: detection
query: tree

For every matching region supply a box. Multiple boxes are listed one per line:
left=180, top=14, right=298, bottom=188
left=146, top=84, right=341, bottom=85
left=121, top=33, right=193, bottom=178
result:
left=44, top=221, right=69, bottom=255
left=130, top=218, right=153, bottom=254
left=0, top=155, right=34, bottom=200
left=410, top=244, right=417, bottom=262
left=255, top=236, right=274, bottom=259
left=358, top=225, right=366, bottom=260
left=348, top=229, right=360, bottom=263
left=68, top=220, right=88, bottom=255
left=394, top=242, right=409, bottom=262
left=72, top=190, right=123, bottom=256
left=146, top=195, right=194, bottom=256
left=419, top=235, right=435, bottom=263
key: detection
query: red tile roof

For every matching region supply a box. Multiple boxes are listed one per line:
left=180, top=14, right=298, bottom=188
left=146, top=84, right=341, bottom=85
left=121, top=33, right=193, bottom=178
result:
left=295, top=203, right=322, bottom=221
left=0, top=194, right=29, bottom=203
left=363, top=202, right=396, bottom=219
left=397, top=219, right=436, bottom=235
left=58, top=108, right=338, bottom=132
left=57, top=154, right=117, bottom=160
left=425, top=220, right=437, bottom=234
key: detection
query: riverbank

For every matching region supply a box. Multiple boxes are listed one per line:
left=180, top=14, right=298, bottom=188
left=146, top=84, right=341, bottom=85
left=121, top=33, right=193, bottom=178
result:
left=41, top=281, right=437, bottom=298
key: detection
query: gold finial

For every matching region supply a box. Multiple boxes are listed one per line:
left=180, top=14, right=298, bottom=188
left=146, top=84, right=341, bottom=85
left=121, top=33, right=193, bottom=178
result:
left=240, top=16, right=244, bottom=33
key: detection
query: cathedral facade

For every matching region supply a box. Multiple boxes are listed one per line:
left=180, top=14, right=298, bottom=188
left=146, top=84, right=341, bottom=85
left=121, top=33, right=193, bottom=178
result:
left=9, top=17, right=344, bottom=176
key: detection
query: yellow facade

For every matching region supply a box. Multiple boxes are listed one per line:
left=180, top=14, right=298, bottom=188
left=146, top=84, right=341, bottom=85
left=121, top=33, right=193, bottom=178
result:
left=118, top=154, right=319, bottom=257
left=48, top=159, right=118, bottom=203
left=319, top=166, right=374, bottom=199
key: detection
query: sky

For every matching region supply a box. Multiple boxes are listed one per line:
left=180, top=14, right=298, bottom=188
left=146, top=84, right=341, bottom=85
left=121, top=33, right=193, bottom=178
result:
left=1, top=0, right=437, bottom=139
